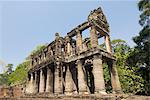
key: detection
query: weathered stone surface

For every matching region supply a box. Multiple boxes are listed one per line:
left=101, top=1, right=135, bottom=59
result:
left=105, top=35, right=112, bottom=53
left=45, top=67, right=53, bottom=93
left=76, top=30, right=83, bottom=53
left=108, top=61, right=122, bottom=94
left=93, top=55, right=106, bottom=94
left=54, top=63, right=63, bottom=94
left=64, top=65, right=73, bottom=95
left=90, top=25, right=98, bottom=48
left=39, top=69, right=45, bottom=93
left=77, top=60, right=88, bottom=94
left=1, top=94, right=150, bottom=100
left=5, top=6, right=124, bottom=98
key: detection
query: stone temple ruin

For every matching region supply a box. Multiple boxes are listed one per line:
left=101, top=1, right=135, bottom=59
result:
left=25, top=7, right=122, bottom=96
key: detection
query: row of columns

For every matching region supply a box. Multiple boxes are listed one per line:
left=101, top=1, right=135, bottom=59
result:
left=26, top=66, right=53, bottom=94
left=64, top=57, right=122, bottom=94
left=26, top=58, right=121, bottom=95
left=63, top=25, right=121, bottom=94
left=26, top=25, right=121, bottom=95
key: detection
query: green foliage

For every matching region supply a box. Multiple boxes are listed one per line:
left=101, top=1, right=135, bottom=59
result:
left=0, top=73, right=8, bottom=86
left=103, top=39, right=144, bottom=94
left=114, top=40, right=144, bottom=94
left=138, top=0, right=150, bottom=27
left=128, top=24, right=150, bottom=95
left=7, top=44, right=46, bottom=86
left=8, top=61, right=30, bottom=86
left=103, top=63, right=112, bottom=93
left=31, top=44, right=47, bottom=55
left=0, top=64, right=13, bottom=86
left=5, top=64, right=13, bottom=74
left=126, top=0, right=150, bottom=95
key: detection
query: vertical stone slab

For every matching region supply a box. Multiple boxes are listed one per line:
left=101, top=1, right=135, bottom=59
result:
left=65, top=65, right=73, bottom=95
left=67, top=42, right=71, bottom=55
left=105, top=35, right=112, bottom=53
left=109, top=61, right=122, bottom=94
left=90, top=25, right=98, bottom=48
left=66, top=36, right=71, bottom=56
left=30, top=73, right=34, bottom=93
left=76, top=30, right=83, bottom=53
left=54, top=62, right=63, bottom=94
left=27, top=73, right=34, bottom=94
left=39, top=69, right=44, bottom=93
left=33, top=71, right=38, bottom=94
left=93, top=55, right=106, bottom=94
left=77, top=60, right=88, bottom=94
left=25, top=74, right=31, bottom=94
left=46, top=67, right=53, bottom=93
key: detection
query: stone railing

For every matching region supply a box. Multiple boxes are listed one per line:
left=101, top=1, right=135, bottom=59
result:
left=30, top=56, right=55, bottom=72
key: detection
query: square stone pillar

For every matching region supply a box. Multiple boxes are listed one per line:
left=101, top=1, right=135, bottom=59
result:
left=108, top=60, right=122, bottom=94
left=33, top=71, right=38, bottom=94
left=65, top=65, right=73, bottom=95
left=77, top=60, right=88, bottom=94
left=54, top=62, right=63, bottom=94
left=105, top=35, right=112, bottom=53
left=39, top=69, right=45, bottom=93
left=29, top=73, right=34, bottom=94
left=76, top=30, right=83, bottom=53
left=66, top=36, right=71, bottom=56
left=46, top=67, right=53, bottom=93
left=93, top=55, right=106, bottom=94
left=90, top=25, right=98, bottom=48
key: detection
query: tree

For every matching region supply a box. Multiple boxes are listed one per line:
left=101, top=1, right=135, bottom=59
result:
left=31, top=44, right=47, bottom=55
left=127, top=0, right=150, bottom=95
left=0, top=64, right=13, bottom=86
left=8, top=44, right=46, bottom=86
left=103, top=39, right=144, bottom=94
left=5, top=64, right=13, bottom=75
left=8, top=61, right=30, bottom=86
left=0, top=73, right=8, bottom=86
left=138, top=0, right=150, bottom=27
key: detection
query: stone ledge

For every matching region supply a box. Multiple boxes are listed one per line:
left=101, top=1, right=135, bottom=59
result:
left=1, top=94, right=150, bottom=100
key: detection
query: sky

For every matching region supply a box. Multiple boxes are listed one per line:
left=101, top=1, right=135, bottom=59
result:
left=0, top=0, right=141, bottom=73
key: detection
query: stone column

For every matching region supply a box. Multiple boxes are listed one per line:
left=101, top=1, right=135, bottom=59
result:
left=108, top=60, right=122, bottom=94
left=93, top=55, right=106, bottom=94
left=33, top=71, right=38, bottom=94
left=76, top=30, right=82, bottom=53
left=66, top=36, right=71, bottom=56
left=54, top=62, right=63, bottom=94
left=39, top=69, right=45, bottom=93
left=77, top=60, right=88, bottom=94
left=65, top=65, right=73, bottom=95
left=46, top=67, right=53, bottom=93
left=90, top=25, right=98, bottom=48
left=29, top=73, right=34, bottom=93
left=105, top=35, right=112, bottom=53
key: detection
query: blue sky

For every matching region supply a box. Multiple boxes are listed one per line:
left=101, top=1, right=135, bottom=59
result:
left=0, top=0, right=141, bottom=72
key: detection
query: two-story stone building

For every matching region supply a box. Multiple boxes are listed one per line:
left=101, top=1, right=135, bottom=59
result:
left=25, top=7, right=122, bottom=96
